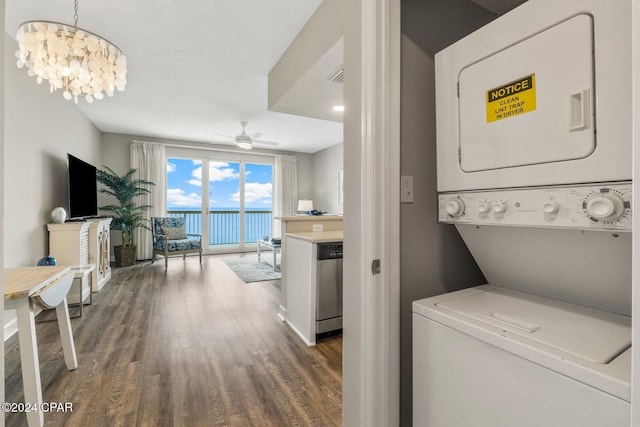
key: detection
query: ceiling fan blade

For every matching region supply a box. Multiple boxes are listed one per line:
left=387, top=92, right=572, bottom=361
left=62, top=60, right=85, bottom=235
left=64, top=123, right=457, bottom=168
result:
left=253, top=139, right=279, bottom=146
left=211, top=132, right=235, bottom=139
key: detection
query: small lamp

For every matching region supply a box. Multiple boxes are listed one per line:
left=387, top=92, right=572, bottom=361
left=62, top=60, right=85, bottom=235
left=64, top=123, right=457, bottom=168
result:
left=297, top=199, right=314, bottom=213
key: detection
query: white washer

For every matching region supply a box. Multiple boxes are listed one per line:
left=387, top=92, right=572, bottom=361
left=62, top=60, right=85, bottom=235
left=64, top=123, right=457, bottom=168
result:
left=416, top=0, right=634, bottom=425
left=413, top=286, right=631, bottom=427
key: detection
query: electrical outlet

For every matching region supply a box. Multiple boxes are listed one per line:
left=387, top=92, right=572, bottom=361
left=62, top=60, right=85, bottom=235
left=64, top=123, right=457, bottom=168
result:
left=313, top=224, right=324, bottom=232
left=401, top=175, right=414, bottom=203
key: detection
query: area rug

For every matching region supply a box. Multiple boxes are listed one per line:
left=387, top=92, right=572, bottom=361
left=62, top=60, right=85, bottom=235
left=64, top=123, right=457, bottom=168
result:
left=223, top=257, right=282, bottom=283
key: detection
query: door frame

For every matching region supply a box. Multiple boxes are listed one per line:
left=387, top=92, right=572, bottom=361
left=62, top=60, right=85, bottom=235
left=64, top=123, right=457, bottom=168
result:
left=343, top=0, right=401, bottom=424
left=1, top=1, right=6, bottom=424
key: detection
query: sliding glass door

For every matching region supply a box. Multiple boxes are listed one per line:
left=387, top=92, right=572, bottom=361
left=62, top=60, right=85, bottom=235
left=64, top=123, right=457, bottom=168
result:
left=244, top=163, right=274, bottom=243
left=166, top=153, right=273, bottom=252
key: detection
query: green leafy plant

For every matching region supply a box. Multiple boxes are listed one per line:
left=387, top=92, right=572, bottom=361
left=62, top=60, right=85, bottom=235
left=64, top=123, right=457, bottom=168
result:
left=96, top=167, right=155, bottom=247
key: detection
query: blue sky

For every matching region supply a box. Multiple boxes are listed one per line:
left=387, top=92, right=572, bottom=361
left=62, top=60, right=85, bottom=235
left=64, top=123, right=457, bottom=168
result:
left=166, top=158, right=273, bottom=209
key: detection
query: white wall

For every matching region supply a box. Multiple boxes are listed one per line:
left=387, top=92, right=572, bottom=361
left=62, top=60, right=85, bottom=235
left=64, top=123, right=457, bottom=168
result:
left=3, top=35, right=101, bottom=336
left=101, top=131, right=315, bottom=206
left=311, top=142, right=343, bottom=214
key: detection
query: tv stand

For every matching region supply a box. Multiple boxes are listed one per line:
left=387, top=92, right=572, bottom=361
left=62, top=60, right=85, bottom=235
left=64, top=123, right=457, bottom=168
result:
left=47, top=218, right=112, bottom=292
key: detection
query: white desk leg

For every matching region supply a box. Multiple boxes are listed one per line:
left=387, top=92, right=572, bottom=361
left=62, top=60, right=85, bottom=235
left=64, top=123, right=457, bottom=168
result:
left=15, top=298, right=44, bottom=427
left=55, top=297, right=78, bottom=370
left=273, top=247, right=277, bottom=272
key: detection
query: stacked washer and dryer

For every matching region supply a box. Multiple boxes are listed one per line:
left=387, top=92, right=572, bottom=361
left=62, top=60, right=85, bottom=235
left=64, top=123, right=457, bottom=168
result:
left=413, top=1, right=633, bottom=426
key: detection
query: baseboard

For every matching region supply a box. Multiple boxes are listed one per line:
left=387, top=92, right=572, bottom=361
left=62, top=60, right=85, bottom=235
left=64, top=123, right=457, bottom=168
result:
left=277, top=304, right=286, bottom=322
left=4, top=318, right=17, bottom=342
left=285, top=320, right=316, bottom=347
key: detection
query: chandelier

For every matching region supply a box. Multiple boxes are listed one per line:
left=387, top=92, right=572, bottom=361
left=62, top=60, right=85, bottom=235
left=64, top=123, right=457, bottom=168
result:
left=15, top=0, right=127, bottom=103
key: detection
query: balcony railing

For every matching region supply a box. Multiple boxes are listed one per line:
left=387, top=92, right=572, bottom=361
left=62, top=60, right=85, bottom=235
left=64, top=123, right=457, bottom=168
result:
left=167, top=210, right=272, bottom=246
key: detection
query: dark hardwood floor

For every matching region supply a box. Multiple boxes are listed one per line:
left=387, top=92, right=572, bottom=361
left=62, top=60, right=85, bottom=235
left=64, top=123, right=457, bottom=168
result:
left=4, top=255, right=342, bottom=426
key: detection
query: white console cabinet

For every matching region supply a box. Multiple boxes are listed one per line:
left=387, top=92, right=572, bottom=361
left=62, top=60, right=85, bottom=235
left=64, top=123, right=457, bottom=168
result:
left=48, top=218, right=111, bottom=292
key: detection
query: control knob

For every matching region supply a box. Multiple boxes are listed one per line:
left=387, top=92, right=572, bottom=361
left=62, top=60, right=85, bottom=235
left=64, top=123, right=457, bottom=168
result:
left=492, top=201, right=507, bottom=214
left=478, top=202, right=491, bottom=214
left=445, top=199, right=465, bottom=217
left=543, top=200, right=559, bottom=214
left=584, top=192, right=625, bottom=221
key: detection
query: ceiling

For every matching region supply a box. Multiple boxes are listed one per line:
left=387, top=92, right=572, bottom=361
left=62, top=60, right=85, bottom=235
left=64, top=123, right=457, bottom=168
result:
left=5, top=0, right=344, bottom=153
left=5, top=0, right=527, bottom=154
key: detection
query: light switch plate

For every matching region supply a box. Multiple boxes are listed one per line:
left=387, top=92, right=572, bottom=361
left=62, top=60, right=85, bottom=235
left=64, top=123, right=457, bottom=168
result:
left=401, top=175, right=414, bottom=203
left=313, top=224, right=324, bottom=232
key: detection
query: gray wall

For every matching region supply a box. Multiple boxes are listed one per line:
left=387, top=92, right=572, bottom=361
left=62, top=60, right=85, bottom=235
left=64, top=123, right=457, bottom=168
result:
left=3, top=35, right=102, bottom=268
left=312, top=142, right=343, bottom=214
left=398, top=35, right=486, bottom=426
left=3, top=34, right=102, bottom=335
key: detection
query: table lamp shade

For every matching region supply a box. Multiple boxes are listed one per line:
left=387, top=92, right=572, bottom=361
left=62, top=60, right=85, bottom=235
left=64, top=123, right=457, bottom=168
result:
left=297, top=199, right=314, bottom=212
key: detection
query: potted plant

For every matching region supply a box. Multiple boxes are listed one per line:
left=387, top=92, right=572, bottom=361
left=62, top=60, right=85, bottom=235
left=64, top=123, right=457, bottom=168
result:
left=96, top=167, right=155, bottom=267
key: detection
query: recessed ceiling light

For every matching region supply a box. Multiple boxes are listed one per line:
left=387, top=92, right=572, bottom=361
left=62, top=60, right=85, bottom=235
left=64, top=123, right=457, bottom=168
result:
left=332, top=105, right=345, bottom=112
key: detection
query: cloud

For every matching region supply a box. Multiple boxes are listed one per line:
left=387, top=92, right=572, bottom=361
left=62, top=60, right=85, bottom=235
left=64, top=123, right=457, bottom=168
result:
left=166, top=188, right=201, bottom=207
left=167, top=161, right=176, bottom=173
left=188, top=161, right=240, bottom=186
left=210, top=162, right=240, bottom=182
left=230, top=182, right=272, bottom=204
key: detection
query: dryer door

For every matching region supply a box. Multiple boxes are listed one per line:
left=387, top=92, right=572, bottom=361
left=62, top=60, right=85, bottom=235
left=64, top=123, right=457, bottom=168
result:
left=458, top=14, right=594, bottom=172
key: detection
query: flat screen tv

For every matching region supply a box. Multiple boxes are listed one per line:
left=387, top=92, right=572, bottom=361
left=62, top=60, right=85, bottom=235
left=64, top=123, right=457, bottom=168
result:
left=67, top=153, right=98, bottom=219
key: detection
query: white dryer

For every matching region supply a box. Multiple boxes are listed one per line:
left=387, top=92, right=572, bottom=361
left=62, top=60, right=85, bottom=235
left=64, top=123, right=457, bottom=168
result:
left=435, top=0, right=631, bottom=191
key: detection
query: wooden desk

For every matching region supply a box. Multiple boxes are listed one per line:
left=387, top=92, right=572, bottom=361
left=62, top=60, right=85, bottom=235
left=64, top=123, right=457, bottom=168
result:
left=4, top=266, right=78, bottom=427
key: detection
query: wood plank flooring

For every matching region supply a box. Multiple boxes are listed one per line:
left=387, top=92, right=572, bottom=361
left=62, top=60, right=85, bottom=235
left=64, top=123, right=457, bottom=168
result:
left=4, top=254, right=342, bottom=426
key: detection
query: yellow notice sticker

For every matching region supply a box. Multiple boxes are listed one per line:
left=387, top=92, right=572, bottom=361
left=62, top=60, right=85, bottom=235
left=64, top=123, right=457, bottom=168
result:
left=486, top=74, right=536, bottom=123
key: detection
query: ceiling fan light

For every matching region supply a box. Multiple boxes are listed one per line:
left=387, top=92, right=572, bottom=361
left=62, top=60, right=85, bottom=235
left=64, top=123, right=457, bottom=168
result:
left=237, top=141, right=253, bottom=150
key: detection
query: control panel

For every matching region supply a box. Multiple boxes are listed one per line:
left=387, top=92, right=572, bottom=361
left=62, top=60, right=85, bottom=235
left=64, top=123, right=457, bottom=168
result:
left=438, top=182, right=632, bottom=231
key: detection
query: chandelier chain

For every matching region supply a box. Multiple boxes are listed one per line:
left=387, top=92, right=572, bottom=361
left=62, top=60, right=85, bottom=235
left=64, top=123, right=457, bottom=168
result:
left=73, top=0, right=79, bottom=27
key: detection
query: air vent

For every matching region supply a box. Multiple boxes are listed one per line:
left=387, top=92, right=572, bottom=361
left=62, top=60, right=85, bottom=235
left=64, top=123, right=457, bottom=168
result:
left=327, top=66, right=344, bottom=85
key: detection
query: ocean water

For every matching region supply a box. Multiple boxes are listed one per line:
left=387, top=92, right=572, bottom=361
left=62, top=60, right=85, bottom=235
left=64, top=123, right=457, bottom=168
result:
left=167, top=207, right=272, bottom=245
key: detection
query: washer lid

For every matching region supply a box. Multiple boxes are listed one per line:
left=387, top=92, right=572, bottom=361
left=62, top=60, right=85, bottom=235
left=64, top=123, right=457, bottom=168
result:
left=436, top=286, right=630, bottom=364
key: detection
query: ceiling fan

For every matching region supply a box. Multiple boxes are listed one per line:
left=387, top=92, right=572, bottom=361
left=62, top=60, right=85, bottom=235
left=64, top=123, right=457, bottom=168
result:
left=212, top=121, right=279, bottom=150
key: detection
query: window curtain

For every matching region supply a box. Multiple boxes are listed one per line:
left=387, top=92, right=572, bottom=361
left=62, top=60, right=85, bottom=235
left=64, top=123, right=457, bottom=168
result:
left=130, top=141, right=166, bottom=260
left=272, top=155, right=297, bottom=238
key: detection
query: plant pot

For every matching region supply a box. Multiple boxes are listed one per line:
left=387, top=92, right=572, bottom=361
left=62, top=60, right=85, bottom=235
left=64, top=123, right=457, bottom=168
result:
left=114, top=245, right=137, bottom=267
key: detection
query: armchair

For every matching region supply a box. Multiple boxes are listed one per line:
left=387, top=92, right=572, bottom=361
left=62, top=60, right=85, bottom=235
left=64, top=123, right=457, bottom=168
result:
left=151, top=217, right=202, bottom=268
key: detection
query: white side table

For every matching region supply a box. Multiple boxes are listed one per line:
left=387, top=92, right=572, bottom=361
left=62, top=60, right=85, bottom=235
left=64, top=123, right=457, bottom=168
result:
left=69, top=265, right=95, bottom=317
left=257, top=239, right=282, bottom=271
